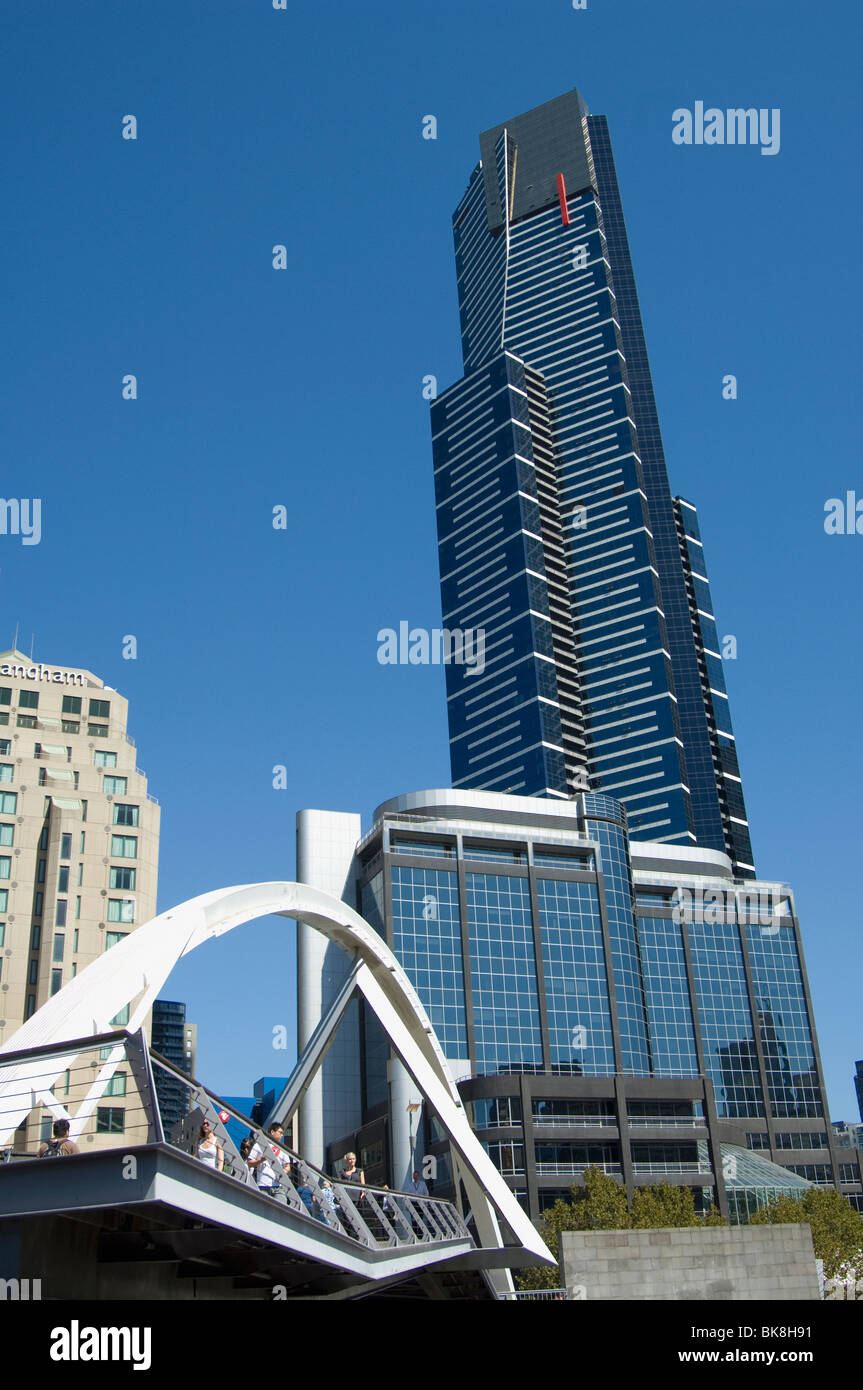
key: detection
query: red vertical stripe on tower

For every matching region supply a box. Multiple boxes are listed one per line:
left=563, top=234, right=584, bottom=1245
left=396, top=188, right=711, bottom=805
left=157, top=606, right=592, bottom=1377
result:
left=557, top=172, right=570, bottom=226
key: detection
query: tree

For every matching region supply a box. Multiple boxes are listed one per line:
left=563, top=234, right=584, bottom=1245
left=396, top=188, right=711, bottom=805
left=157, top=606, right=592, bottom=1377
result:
left=517, top=1167, right=630, bottom=1290
left=748, top=1188, right=863, bottom=1278
left=516, top=1168, right=727, bottom=1291
left=568, top=1164, right=632, bottom=1230
left=631, top=1181, right=700, bottom=1228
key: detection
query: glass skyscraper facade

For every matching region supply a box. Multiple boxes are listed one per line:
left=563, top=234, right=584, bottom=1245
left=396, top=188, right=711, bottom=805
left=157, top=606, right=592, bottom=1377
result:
left=431, top=88, right=754, bottom=876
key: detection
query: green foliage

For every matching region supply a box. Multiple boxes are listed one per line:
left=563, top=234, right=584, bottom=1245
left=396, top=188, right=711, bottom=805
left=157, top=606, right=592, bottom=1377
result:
left=516, top=1169, right=630, bottom=1290
left=748, top=1187, right=863, bottom=1278
left=516, top=1166, right=727, bottom=1290
left=702, top=1202, right=726, bottom=1226
left=568, top=1164, right=632, bottom=1230
left=631, top=1181, right=698, bottom=1228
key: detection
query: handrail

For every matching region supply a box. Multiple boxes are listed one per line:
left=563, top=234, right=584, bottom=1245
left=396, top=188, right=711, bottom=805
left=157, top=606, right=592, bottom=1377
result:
left=631, top=1162, right=713, bottom=1175
left=626, top=1117, right=706, bottom=1128
left=0, top=1027, right=137, bottom=1067
left=146, top=1051, right=471, bottom=1250
left=532, top=1116, right=617, bottom=1128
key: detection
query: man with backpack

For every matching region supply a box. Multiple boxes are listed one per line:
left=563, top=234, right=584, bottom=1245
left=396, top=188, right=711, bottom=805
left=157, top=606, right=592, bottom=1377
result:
left=247, top=1121, right=292, bottom=1203
left=38, top=1118, right=80, bottom=1158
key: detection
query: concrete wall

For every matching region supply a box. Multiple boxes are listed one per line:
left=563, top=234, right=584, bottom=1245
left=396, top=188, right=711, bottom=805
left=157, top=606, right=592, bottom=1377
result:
left=560, top=1223, right=819, bottom=1300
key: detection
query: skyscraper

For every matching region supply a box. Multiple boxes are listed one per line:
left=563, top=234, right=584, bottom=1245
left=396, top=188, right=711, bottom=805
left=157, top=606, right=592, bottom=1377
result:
left=431, top=88, right=754, bottom=877
left=0, top=649, right=160, bottom=1150
left=151, top=999, right=197, bottom=1135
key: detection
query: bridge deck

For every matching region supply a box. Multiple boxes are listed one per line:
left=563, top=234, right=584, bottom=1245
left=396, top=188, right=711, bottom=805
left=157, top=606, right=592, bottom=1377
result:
left=0, top=1144, right=494, bottom=1299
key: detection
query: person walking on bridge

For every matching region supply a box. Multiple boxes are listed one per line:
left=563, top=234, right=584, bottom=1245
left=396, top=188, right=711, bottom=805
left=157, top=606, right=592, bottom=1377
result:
left=196, top=1118, right=224, bottom=1172
left=248, top=1122, right=292, bottom=1203
left=335, top=1151, right=365, bottom=1187
left=38, top=1118, right=79, bottom=1158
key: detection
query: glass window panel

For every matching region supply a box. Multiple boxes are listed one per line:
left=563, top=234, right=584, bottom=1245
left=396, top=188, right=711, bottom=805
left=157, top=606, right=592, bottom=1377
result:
left=391, top=866, right=467, bottom=1057
left=110, top=835, right=137, bottom=859
left=107, top=900, right=134, bottom=924
left=537, top=877, right=616, bottom=1076
left=744, top=923, right=821, bottom=1118
left=96, top=1106, right=125, bottom=1133
left=689, top=919, right=763, bottom=1118
left=109, top=866, right=135, bottom=891
left=466, top=872, right=542, bottom=1074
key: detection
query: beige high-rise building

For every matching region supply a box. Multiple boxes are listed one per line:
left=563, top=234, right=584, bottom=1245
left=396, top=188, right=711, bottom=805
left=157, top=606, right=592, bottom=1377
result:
left=0, top=649, right=159, bottom=1151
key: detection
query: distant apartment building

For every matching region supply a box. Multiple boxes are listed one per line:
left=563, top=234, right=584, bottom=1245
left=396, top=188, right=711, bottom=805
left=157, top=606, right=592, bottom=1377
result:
left=831, top=1121, right=863, bottom=1150
left=151, top=1000, right=197, bottom=1135
left=0, top=649, right=159, bottom=1150
left=830, top=1118, right=863, bottom=1210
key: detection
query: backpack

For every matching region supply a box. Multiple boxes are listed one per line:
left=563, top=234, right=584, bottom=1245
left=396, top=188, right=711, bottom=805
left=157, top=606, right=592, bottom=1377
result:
left=42, top=1138, right=65, bottom=1158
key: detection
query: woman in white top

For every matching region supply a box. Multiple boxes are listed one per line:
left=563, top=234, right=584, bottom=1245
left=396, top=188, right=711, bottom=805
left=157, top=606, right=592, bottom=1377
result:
left=197, top=1119, right=224, bottom=1172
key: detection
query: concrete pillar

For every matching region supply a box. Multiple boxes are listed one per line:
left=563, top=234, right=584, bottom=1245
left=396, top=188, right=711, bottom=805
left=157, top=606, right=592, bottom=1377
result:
left=389, top=1056, right=424, bottom=1190
left=296, top=809, right=362, bottom=1166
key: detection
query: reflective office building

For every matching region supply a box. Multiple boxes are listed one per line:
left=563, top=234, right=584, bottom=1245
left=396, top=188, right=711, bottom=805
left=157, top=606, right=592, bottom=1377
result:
left=431, top=88, right=754, bottom=876
left=297, top=790, right=861, bottom=1222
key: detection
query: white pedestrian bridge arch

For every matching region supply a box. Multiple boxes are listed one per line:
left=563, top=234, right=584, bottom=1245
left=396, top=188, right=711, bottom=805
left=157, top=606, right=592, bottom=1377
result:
left=0, top=881, right=552, bottom=1271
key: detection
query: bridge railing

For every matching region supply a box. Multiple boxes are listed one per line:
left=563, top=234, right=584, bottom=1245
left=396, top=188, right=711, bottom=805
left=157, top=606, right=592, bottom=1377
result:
left=147, top=1049, right=469, bottom=1249
left=0, top=1029, right=471, bottom=1254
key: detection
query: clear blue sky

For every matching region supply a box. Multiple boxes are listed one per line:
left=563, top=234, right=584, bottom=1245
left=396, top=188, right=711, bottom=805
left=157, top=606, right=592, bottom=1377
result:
left=2, top=0, right=861, bottom=1120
